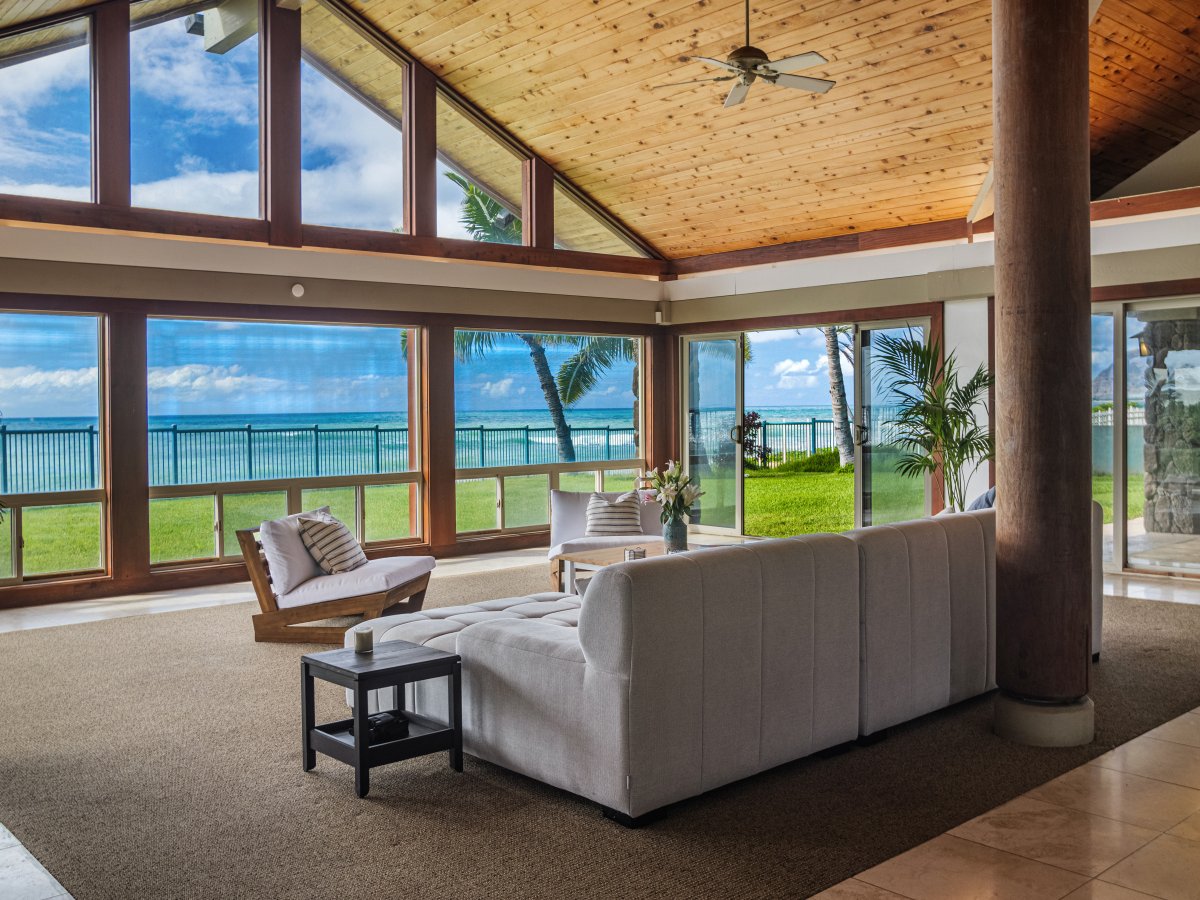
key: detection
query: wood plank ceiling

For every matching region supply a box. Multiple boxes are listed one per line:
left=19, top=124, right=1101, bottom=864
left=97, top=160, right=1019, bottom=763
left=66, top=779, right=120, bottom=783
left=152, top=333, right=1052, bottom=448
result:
left=3, top=0, right=1199, bottom=260
left=343, top=0, right=1200, bottom=259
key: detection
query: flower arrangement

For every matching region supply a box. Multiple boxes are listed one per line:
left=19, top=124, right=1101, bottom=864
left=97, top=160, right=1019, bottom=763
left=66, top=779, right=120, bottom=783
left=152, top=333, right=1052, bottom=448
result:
left=642, top=460, right=704, bottom=524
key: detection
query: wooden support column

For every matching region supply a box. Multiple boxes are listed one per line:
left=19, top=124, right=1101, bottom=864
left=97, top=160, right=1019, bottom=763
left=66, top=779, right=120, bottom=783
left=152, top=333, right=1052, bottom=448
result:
left=423, top=324, right=457, bottom=550
left=106, top=312, right=150, bottom=582
left=993, top=0, right=1094, bottom=743
left=404, top=62, right=438, bottom=237
left=645, top=329, right=679, bottom=469
left=93, top=0, right=131, bottom=207
left=263, top=0, right=301, bottom=247
left=522, top=158, right=555, bottom=250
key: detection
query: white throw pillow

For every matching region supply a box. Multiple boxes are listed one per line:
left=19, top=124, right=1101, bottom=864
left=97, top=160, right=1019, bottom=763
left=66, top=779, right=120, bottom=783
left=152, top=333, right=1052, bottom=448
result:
left=585, top=491, right=643, bottom=536
left=258, top=507, right=329, bottom=595
left=298, top=511, right=369, bottom=575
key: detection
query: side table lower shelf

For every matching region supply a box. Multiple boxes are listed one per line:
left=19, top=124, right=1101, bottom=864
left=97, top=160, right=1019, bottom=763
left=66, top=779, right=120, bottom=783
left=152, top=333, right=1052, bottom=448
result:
left=310, top=712, right=457, bottom=769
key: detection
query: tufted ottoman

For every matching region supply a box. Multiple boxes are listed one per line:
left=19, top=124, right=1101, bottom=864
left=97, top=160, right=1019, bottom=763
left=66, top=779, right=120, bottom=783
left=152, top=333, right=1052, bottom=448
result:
left=345, top=591, right=580, bottom=713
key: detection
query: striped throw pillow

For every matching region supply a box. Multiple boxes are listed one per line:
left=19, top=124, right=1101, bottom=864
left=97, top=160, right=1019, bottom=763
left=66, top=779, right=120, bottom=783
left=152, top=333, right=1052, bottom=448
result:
left=584, top=492, right=643, bottom=537
left=297, top=512, right=368, bottom=575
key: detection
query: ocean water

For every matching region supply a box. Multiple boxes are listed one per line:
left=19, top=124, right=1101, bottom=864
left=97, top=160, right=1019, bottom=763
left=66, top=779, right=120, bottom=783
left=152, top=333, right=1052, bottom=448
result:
left=0, top=408, right=843, bottom=492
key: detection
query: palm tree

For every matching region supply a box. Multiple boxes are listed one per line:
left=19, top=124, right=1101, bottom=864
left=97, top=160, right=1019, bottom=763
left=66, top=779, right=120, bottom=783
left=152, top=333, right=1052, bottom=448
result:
left=445, top=170, right=583, bottom=459
left=454, top=329, right=580, bottom=462
left=555, top=336, right=640, bottom=442
left=822, top=326, right=855, bottom=466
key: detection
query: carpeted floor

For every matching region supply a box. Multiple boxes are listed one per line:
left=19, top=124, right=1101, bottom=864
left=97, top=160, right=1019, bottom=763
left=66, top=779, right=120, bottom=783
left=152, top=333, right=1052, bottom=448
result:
left=2, top=565, right=1200, bottom=900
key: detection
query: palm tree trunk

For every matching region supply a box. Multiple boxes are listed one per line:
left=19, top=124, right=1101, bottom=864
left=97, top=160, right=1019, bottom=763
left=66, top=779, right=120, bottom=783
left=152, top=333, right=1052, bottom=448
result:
left=631, top=361, right=640, bottom=453
left=520, top=335, right=576, bottom=462
left=825, top=326, right=855, bottom=466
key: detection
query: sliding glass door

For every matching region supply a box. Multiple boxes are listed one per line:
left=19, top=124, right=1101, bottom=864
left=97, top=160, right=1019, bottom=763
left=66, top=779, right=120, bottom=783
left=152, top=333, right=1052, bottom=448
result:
left=856, top=323, right=929, bottom=526
left=683, top=334, right=743, bottom=533
left=682, top=318, right=930, bottom=537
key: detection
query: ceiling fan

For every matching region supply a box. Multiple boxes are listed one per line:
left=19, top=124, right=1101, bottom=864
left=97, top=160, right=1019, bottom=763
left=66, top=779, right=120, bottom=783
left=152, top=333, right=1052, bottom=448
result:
left=660, top=0, right=835, bottom=107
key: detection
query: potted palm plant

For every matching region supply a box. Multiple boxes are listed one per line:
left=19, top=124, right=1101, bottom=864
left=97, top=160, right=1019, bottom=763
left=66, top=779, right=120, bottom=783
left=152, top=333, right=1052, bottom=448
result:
left=872, top=331, right=994, bottom=513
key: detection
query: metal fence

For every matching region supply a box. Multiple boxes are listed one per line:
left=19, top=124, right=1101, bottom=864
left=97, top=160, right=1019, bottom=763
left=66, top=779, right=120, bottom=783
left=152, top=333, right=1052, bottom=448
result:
left=753, top=419, right=839, bottom=461
left=0, top=422, right=639, bottom=493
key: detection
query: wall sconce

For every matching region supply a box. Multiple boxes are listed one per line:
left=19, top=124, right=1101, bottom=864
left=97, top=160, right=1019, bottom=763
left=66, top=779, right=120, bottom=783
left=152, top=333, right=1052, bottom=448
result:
left=1135, top=331, right=1151, bottom=357
left=291, top=283, right=306, bottom=299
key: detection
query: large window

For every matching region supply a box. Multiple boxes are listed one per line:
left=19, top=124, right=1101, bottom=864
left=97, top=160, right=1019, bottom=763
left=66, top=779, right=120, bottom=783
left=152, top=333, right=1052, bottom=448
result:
left=0, top=17, right=91, bottom=201
left=146, top=318, right=419, bottom=564
left=130, top=1, right=260, bottom=217
left=300, top=0, right=404, bottom=232
left=436, top=95, right=524, bottom=244
left=453, top=329, right=642, bottom=533
left=0, top=312, right=104, bottom=580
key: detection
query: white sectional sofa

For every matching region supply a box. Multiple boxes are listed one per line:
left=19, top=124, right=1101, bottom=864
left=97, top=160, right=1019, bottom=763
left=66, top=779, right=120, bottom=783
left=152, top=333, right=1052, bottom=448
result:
left=350, top=506, right=1104, bottom=821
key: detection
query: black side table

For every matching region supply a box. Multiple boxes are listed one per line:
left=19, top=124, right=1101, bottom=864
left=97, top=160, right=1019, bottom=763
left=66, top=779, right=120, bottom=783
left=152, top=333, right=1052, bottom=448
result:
left=301, top=640, right=463, bottom=798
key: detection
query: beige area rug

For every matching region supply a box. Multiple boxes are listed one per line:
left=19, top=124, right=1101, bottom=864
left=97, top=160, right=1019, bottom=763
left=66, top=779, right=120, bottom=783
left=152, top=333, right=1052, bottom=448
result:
left=2, top=565, right=1200, bottom=900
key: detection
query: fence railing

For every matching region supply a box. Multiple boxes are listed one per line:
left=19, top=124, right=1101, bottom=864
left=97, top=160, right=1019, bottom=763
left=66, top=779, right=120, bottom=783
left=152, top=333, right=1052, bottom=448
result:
left=0, top=422, right=639, bottom=493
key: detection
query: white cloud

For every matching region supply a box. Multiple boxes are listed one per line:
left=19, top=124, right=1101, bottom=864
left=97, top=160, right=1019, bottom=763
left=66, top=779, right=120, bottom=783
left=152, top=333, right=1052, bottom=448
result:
left=133, top=168, right=259, bottom=218
left=0, top=42, right=91, bottom=185
left=771, top=358, right=826, bottom=391
left=0, top=366, right=97, bottom=392
left=148, top=364, right=285, bottom=398
left=772, top=358, right=818, bottom=377
left=480, top=378, right=515, bottom=399
left=129, top=21, right=259, bottom=128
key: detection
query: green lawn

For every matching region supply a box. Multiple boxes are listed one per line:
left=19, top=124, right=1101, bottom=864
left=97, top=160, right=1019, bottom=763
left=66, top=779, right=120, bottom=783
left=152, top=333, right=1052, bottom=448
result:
left=1092, top=474, right=1144, bottom=525
left=745, top=469, right=854, bottom=537
left=2, top=470, right=1143, bottom=576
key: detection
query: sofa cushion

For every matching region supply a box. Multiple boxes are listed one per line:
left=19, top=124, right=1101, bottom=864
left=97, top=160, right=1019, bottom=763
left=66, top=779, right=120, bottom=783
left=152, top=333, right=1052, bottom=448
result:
left=277, top=554, right=435, bottom=609
left=258, top=506, right=328, bottom=595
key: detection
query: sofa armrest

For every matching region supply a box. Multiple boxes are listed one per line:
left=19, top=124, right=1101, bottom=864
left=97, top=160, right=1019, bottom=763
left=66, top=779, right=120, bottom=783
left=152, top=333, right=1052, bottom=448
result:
left=454, top=619, right=631, bottom=813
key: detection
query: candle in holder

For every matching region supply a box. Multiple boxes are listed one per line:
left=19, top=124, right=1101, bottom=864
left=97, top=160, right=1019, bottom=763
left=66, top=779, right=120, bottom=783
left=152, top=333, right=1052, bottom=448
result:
left=353, top=625, right=374, bottom=654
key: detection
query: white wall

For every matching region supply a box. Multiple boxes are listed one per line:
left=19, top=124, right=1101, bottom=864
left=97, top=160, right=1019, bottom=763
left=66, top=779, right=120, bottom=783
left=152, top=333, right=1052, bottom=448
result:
left=942, top=297, right=992, bottom=507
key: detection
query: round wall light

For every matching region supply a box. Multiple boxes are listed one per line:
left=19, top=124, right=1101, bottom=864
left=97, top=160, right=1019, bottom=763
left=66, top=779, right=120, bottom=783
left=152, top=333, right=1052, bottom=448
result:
left=291, top=283, right=306, bottom=298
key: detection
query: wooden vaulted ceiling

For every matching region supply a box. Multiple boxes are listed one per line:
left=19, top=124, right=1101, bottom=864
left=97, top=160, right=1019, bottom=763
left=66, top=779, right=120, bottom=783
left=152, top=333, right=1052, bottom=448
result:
left=344, top=0, right=1200, bottom=259
left=3, top=0, right=1199, bottom=261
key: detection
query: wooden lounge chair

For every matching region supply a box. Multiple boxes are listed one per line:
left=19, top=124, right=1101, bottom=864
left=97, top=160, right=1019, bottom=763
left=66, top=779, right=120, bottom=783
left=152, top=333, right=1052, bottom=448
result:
left=236, top=528, right=433, bottom=644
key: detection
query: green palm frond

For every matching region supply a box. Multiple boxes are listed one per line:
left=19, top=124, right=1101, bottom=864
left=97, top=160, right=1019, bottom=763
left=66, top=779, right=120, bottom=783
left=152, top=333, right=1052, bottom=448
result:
left=445, top=171, right=522, bottom=245
left=556, top=337, right=637, bottom=406
left=453, top=329, right=502, bottom=363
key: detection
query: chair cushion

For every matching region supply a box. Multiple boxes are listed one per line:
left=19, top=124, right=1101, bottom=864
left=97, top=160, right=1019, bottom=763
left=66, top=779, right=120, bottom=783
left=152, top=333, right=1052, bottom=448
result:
left=258, top=506, right=328, bottom=595
left=298, top=511, right=367, bottom=574
left=277, top=555, right=435, bottom=608
left=585, top=492, right=643, bottom=536
left=549, top=534, right=661, bottom=559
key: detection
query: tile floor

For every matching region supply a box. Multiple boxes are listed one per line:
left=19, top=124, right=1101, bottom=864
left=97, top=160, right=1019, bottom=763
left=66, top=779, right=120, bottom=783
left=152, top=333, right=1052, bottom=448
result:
left=818, top=709, right=1200, bottom=899
left=3, top=562, right=1200, bottom=899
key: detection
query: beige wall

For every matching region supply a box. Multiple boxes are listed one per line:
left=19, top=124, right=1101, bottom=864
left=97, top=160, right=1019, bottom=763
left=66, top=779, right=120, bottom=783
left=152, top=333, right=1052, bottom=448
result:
left=2, top=218, right=1198, bottom=328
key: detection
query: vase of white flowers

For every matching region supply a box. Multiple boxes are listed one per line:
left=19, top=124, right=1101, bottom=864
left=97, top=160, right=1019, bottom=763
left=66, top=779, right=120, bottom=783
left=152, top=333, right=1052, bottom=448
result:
left=643, top=460, right=703, bottom=553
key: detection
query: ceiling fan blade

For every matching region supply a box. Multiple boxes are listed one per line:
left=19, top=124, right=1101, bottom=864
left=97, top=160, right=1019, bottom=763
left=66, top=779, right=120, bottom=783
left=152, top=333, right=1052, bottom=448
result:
left=724, top=80, right=752, bottom=108
left=690, top=55, right=741, bottom=73
left=653, top=75, right=736, bottom=89
left=773, top=73, right=836, bottom=94
left=759, top=51, right=827, bottom=74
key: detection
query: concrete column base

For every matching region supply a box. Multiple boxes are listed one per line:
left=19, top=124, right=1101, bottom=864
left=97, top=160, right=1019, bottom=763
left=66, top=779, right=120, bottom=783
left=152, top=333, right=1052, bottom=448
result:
left=994, top=692, right=1095, bottom=747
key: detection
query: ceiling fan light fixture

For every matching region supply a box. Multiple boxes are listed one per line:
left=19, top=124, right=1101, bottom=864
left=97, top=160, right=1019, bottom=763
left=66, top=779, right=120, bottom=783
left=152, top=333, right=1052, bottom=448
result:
left=665, top=0, right=835, bottom=105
